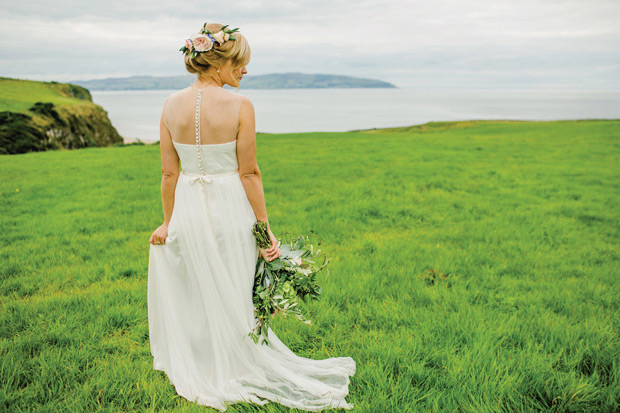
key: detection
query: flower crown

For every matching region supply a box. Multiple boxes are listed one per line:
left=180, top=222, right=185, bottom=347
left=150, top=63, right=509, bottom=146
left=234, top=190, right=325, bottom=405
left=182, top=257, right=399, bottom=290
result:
left=179, top=22, right=239, bottom=59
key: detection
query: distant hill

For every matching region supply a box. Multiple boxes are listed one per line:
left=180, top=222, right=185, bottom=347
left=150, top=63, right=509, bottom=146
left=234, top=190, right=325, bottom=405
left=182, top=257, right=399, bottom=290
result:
left=70, top=73, right=397, bottom=91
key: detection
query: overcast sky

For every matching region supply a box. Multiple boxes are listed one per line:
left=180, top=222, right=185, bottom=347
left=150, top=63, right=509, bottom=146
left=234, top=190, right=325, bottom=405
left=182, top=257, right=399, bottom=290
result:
left=2, top=0, right=619, bottom=89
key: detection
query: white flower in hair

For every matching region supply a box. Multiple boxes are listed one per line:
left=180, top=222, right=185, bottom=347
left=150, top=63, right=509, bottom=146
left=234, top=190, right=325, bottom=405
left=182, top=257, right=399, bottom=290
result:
left=212, top=30, right=227, bottom=44
left=180, top=22, right=239, bottom=58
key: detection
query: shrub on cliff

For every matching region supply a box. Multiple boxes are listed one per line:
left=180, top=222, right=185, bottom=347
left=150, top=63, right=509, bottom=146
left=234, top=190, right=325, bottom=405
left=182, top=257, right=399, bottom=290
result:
left=0, top=111, right=52, bottom=155
left=29, top=102, right=67, bottom=126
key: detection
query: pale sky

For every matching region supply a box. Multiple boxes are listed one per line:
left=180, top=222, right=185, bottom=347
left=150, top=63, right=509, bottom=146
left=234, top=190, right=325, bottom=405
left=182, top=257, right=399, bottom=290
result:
left=1, top=0, right=619, bottom=89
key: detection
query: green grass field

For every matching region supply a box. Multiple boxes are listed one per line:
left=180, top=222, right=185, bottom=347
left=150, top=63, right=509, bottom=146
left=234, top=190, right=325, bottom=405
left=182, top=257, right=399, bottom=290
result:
left=1, top=119, right=619, bottom=411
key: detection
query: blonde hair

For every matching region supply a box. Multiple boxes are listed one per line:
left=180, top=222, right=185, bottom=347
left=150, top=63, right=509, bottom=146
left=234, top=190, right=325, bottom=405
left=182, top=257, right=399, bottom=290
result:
left=184, top=23, right=251, bottom=76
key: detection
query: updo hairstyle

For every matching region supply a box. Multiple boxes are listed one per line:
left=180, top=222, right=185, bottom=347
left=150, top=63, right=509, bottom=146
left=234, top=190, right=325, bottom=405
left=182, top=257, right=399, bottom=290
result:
left=184, top=22, right=251, bottom=76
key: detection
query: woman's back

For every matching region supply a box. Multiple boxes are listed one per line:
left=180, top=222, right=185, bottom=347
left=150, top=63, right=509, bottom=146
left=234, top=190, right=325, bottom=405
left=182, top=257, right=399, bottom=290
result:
left=164, top=85, right=244, bottom=145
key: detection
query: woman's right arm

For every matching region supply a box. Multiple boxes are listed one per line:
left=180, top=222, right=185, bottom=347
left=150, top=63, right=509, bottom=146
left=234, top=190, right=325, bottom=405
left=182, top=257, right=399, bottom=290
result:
left=237, top=96, right=280, bottom=260
left=149, top=97, right=179, bottom=246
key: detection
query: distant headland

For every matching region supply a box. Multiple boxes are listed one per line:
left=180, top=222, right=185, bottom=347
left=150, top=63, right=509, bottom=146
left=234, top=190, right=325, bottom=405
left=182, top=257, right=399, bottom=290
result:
left=69, top=73, right=397, bottom=91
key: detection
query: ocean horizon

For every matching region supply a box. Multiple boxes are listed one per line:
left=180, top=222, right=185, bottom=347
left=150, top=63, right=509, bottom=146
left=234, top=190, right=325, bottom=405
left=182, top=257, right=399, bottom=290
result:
left=90, top=87, right=620, bottom=142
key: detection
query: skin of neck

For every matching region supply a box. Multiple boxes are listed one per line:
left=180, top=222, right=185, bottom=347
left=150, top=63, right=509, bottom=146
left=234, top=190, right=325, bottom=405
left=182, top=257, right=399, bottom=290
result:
left=196, top=70, right=223, bottom=87
left=194, top=60, right=245, bottom=89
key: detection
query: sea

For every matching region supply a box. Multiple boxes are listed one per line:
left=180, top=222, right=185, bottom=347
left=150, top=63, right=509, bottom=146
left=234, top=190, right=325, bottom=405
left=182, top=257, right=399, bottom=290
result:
left=90, top=87, right=620, bottom=142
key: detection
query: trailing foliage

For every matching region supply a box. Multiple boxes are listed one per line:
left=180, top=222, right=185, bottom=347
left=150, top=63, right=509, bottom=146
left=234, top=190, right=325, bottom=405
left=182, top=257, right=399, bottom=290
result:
left=248, top=223, right=330, bottom=346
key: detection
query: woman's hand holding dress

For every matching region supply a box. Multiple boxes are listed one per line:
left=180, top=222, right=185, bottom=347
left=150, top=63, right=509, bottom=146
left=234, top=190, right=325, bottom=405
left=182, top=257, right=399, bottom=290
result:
left=149, top=223, right=169, bottom=245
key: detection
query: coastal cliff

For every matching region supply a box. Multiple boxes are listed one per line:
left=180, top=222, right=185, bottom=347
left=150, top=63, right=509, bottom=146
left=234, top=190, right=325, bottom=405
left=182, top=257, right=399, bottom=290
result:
left=0, top=77, right=123, bottom=155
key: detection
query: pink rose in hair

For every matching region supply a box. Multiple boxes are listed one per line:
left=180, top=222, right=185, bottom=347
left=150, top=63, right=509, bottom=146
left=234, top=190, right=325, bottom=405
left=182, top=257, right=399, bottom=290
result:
left=192, top=35, right=213, bottom=52
left=185, top=39, right=193, bottom=50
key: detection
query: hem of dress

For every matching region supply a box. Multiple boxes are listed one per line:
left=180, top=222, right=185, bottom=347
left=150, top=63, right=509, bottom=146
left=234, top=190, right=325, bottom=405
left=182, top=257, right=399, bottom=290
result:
left=153, top=362, right=269, bottom=412
left=152, top=356, right=355, bottom=412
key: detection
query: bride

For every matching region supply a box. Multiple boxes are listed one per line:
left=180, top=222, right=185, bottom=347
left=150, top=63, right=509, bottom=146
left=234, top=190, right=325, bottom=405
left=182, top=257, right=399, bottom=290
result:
left=147, top=22, right=356, bottom=411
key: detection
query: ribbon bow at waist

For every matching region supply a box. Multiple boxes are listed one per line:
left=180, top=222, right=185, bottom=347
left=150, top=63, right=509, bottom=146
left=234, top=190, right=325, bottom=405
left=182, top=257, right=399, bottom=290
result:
left=181, top=169, right=239, bottom=184
left=188, top=175, right=212, bottom=184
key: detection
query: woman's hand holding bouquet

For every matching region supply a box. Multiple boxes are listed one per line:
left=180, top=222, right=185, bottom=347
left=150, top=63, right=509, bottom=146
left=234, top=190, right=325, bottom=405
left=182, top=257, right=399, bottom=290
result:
left=256, top=222, right=281, bottom=262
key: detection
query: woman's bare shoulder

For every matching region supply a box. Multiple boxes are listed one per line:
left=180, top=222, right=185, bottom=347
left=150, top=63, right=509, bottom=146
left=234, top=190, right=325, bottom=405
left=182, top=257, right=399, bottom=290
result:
left=165, top=87, right=191, bottom=104
left=234, top=92, right=253, bottom=106
left=174, top=86, right=193, bottom=95
left=220, top=88, right=248, bottom=103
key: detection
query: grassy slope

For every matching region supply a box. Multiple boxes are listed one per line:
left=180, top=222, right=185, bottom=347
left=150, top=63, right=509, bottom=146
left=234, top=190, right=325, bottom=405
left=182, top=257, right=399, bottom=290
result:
left=0, top=120, right=618, bottom=411
left=0, top=77, right=92, bottom=113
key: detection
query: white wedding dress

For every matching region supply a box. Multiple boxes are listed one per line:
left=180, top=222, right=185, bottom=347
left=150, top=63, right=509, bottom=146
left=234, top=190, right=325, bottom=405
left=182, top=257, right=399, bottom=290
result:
left=147, top=85, right=355, bottom=411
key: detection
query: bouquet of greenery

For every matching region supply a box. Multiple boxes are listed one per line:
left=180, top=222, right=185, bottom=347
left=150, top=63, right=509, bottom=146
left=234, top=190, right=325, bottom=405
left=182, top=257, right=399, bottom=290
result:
left=248, top=221, right=330, bottom=346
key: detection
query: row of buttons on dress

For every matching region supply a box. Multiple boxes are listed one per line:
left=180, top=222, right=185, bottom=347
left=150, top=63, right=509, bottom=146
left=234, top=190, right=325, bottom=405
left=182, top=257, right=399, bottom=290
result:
left=195, top=89, right=207, bottom=176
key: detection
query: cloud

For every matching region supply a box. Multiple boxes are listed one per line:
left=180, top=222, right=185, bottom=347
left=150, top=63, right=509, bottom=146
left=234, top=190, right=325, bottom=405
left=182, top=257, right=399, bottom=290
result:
left=2, top=0, right=619, bottom=88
